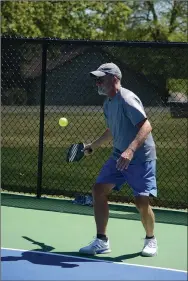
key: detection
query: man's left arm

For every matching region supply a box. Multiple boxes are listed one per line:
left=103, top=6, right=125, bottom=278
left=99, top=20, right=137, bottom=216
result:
left=116, top=118, right=152, bottom=171
left=128, top=118, right=152, bottom=152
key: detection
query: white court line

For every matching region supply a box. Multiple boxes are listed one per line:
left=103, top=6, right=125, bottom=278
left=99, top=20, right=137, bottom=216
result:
left=1, top=247, right=187, bottom=273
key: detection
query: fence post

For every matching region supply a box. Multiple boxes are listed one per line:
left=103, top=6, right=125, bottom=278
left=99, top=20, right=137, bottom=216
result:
left=36, top=42, right=47, bottom=198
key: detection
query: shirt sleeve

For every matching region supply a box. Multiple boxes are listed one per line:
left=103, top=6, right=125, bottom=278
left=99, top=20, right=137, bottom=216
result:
left=122, top=95, right=147, bottom=126
left=103, top=102, right=109, bottom=128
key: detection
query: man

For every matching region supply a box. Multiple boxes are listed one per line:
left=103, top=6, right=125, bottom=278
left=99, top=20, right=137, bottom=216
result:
left=79, top=63, right=158, bottom=257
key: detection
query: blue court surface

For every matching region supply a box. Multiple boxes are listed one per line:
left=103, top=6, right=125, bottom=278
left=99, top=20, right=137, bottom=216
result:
left=1, top=248, right=187, bottom=280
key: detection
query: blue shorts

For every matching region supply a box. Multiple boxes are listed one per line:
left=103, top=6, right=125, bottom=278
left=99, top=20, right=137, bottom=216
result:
left=96, top=158, right=157, bottom=197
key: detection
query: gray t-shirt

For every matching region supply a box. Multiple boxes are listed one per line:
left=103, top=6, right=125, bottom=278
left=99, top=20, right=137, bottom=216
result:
left=103, top=87, right=157, bottom=163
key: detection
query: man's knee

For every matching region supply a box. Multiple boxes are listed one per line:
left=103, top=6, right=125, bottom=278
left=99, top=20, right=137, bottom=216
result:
left=92, top=183, right=114, bottom=201
left=134, top=196, right=150, bottom=213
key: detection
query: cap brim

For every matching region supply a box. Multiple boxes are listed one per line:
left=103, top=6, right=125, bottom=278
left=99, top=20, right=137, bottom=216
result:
left=90, top=71, right=106, bottom=77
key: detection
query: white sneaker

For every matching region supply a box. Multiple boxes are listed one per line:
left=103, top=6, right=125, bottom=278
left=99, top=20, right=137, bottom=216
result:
left=79, top=238, right=111, bottom=255
left=142, top=237, right=158, bottom=257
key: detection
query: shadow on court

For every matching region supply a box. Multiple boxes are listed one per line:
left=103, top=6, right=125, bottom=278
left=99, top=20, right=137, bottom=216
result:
left=1, top=193, right=187, bottom=226
left=1, top=237, right=79, bottom=268
left=24, top=236, right=142, bottom=262
left=1, top=236, right=81, bottom=268
left=1, top=236, right=141, bottom=266
left=1, top=252, right=81, bottom=268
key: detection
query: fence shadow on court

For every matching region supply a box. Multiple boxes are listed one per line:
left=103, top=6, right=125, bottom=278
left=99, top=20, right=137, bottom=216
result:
left=1, top=193, right=187, bottom=226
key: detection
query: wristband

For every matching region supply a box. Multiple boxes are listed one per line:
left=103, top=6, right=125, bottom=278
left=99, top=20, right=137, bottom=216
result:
left=129, top=147, right=135, bottom=153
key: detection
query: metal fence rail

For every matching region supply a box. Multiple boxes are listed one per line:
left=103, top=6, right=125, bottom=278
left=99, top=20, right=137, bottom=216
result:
left=1, top=36, right=188, bottom=209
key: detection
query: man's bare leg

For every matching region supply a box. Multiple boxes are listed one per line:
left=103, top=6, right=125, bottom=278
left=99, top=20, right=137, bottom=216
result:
left=79, top=183, right=114, bottom=254
left=134, top=196, right=155, bottom=237
left=92, top=183, right=115, bottom=237
left=135, top=196, right=158, bottom=256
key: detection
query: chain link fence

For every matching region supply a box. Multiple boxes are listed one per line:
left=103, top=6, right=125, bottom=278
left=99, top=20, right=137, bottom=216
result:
left=1, top=36, right=188, bottom=209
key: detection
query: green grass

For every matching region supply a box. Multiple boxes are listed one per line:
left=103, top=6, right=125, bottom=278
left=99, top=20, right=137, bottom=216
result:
left=1, top=109, right=188, bottom=209
left=168, top=79, right=188, bottom=95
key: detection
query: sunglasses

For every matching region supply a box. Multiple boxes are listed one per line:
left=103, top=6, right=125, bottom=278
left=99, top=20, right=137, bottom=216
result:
left=95, top=73, right=115, bottom=84
left=95, top=77, right=105, bottom=83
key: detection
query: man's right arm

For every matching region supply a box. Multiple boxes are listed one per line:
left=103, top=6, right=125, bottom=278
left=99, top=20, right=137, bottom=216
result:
left=84, top=128, right=112, bottom=154
left=92, top=128, right=112, bottom=149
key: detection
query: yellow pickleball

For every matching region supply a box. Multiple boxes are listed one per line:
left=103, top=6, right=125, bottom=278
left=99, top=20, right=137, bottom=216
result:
left=59, top=117, right=68, bottom=127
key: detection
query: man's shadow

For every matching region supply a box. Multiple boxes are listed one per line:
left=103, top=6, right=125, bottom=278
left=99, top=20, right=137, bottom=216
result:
left=2, top=236, right=142, bottom=267
left=22, top=237, right=142, bottom=263
left=1, top=236, right=79, bottom=268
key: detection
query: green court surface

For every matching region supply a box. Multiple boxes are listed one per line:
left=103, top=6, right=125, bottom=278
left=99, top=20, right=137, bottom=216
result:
left=1, top=194, right=187, bottom=272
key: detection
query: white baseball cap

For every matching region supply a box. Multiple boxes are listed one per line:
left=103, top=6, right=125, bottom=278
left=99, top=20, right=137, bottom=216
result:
left=90, top=62, right=122, bottom=79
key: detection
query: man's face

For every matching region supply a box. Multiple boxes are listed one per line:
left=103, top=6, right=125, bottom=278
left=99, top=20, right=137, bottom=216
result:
left=95, top=75, right=114, bottom=96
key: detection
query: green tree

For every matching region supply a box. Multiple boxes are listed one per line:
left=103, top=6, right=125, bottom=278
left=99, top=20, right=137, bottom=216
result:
left=126, top=0, right=188, bottom=41
left=1, top=1, right=131, bottom=39
left=1, top=1, right=187, bottom=41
